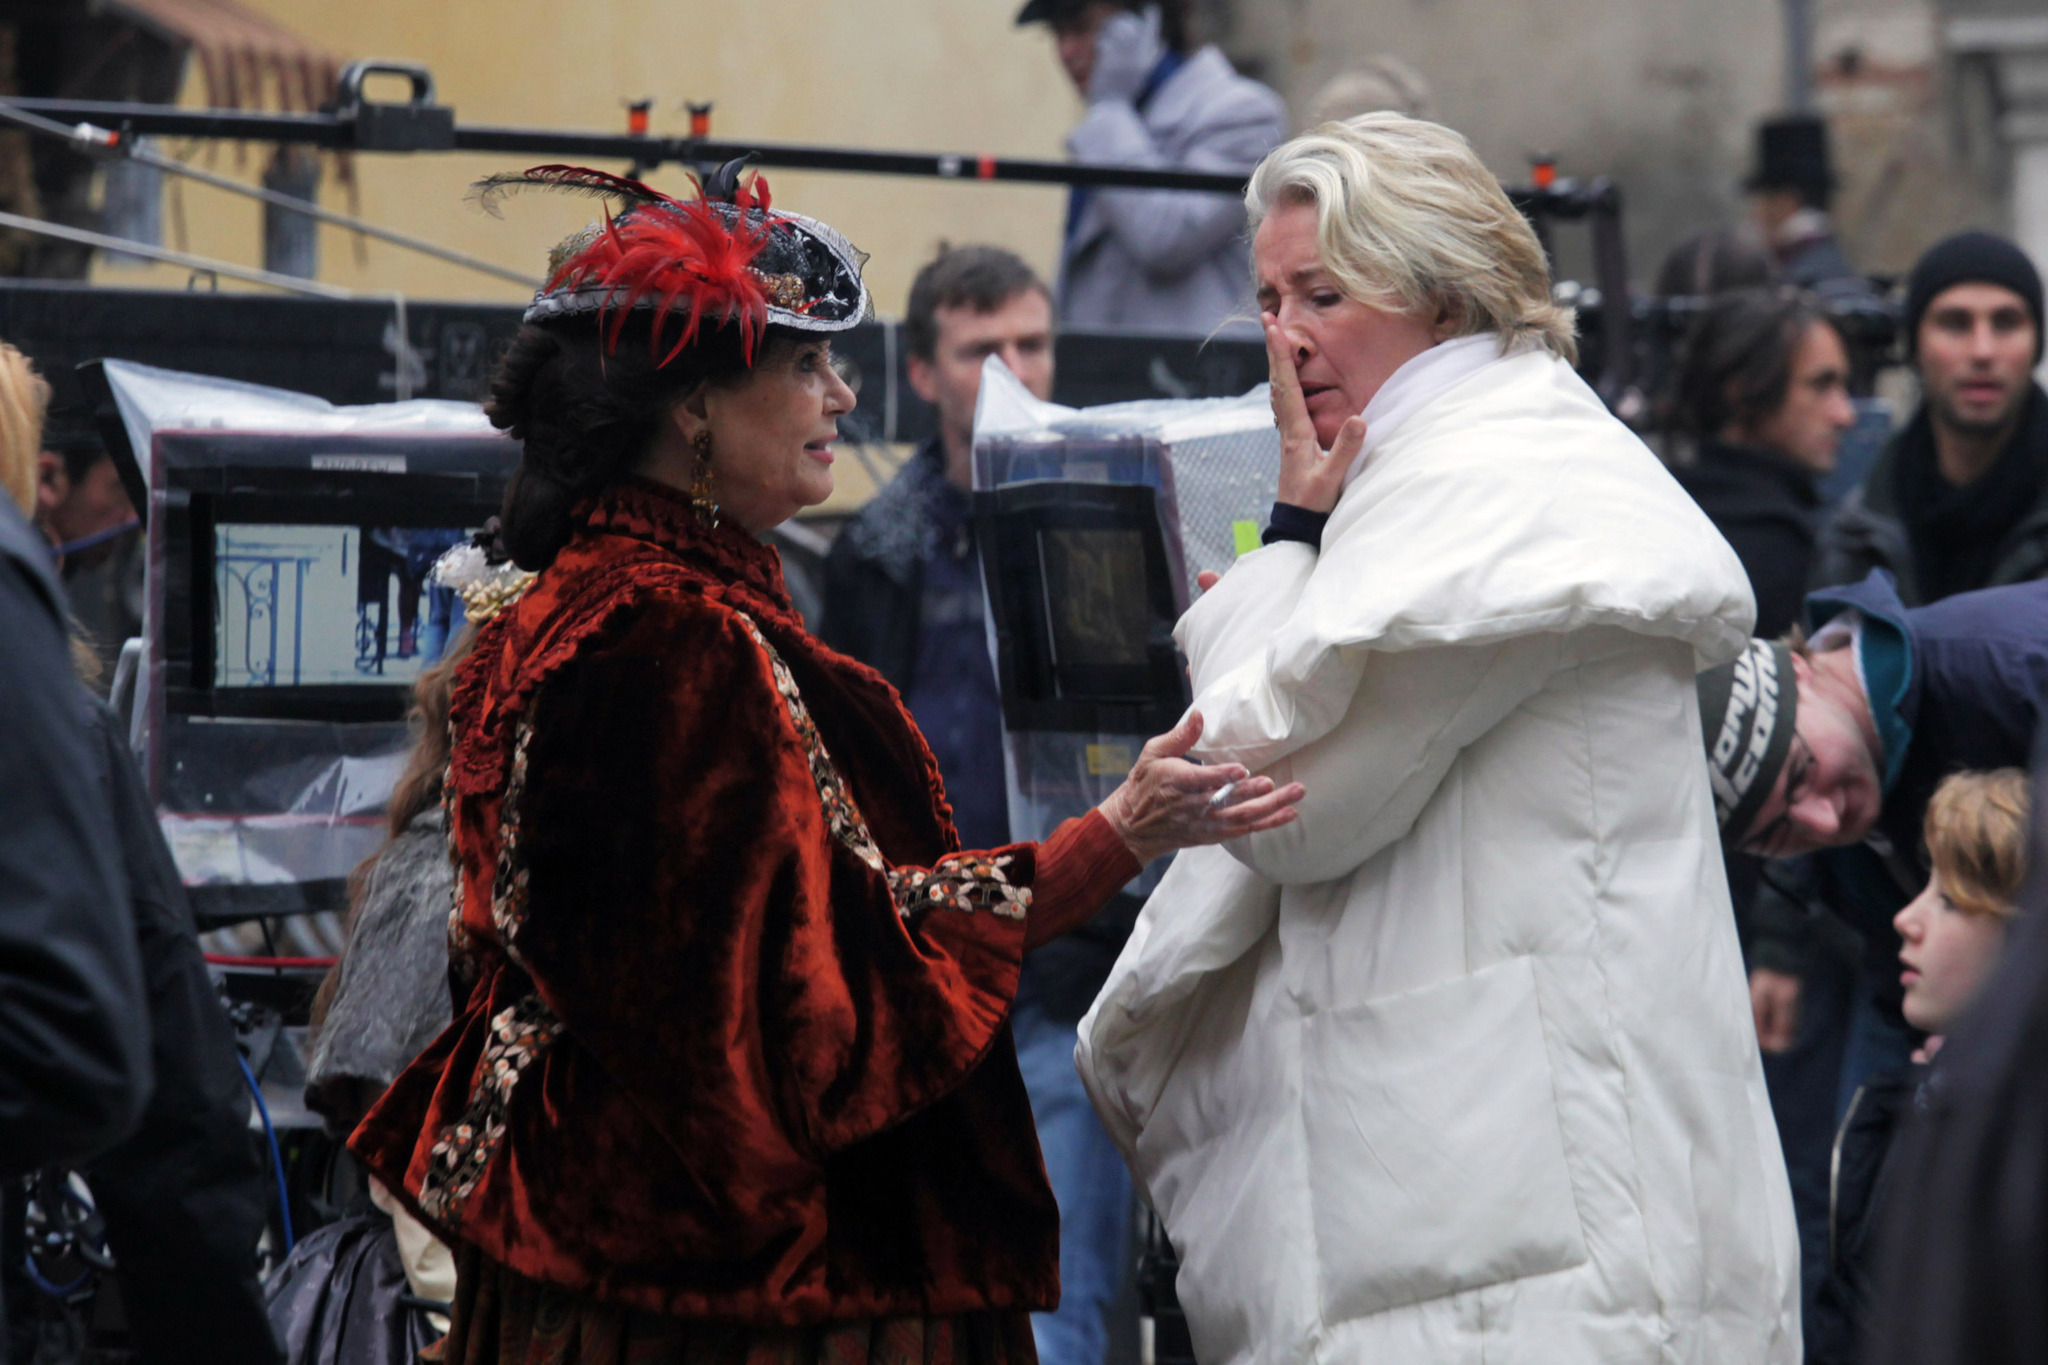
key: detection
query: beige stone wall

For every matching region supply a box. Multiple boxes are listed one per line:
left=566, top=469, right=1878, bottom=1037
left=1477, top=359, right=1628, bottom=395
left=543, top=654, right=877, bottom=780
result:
left=1809, top=0, right=2003, bottom=277
left=91, top=0, right=1082, bottom=317
left=1218, top=0, right=1783, bottom=286
left=1215, top=0, right=2001, bottom=287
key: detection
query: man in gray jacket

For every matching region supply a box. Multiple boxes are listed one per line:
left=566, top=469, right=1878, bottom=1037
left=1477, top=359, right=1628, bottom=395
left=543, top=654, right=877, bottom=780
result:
left=1019, top=0, right=1286, bottom=335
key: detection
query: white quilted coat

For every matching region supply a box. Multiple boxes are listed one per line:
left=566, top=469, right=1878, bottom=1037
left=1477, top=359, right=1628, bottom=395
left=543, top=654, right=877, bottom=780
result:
left=1075, top=342, right=1800, bottom=1364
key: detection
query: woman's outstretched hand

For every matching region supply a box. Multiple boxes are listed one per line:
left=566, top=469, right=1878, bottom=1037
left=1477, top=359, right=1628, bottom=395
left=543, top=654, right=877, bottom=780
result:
left=1266, top=317, right=1364, bottom=515
left=1097, top=710, right=1304, bottom=866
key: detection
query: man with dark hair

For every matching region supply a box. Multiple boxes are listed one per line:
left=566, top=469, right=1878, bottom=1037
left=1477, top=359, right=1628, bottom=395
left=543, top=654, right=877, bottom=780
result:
left=1815, top=231, right=2048, bottom=605
left=822, top=247, right=1129, bottom=1365
left=824, top=243, right=1054, bottom=710
left=36, top=411, right=142, bottom=687
left=1669, top=291, right=1855, bottom=1233
left=1016, top=0, right=1285, bottom=336
left=1671, top=287, right=1855, bottom=639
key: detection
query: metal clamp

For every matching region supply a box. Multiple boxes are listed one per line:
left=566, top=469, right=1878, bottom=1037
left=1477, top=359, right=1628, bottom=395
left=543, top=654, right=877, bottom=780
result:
left=335, top=59, right=453, bottom=151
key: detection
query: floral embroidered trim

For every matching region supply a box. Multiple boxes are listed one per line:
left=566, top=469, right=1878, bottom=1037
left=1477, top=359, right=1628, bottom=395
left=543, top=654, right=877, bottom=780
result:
left=489, top=718, right=538, bottom=962
left=417, top=992, right=564, bottom=1222
left=442, top=740, right=478, bottom=980
left=888, top=855, right=1029, bottom=918
left=734, top=612, right=1029, bottom=922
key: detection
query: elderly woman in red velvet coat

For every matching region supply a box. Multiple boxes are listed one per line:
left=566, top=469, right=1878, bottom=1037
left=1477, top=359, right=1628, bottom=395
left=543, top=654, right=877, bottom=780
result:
left=349, top=164, right=1302, bottom=1365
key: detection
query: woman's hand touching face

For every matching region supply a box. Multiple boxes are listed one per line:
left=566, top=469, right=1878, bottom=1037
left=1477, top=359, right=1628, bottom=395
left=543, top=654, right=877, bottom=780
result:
left=1253, top=199, right=1442, bottom=512
left=1264, top=316, right=1361, bottom=515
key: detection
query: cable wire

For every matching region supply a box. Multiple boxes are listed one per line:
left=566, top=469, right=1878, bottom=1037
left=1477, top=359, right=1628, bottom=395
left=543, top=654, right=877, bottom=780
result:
left=237, top=1052, right=295, bottom=1255
left=0, top=207, right=355, bottom=299
left=22, top=1255, right=90, bottom=1299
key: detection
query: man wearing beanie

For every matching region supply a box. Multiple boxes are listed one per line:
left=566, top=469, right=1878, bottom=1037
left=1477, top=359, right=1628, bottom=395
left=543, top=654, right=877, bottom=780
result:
left=1815, top=230, right=2048, bottom=603
left=1697, top=572, right=2048, bottom=1352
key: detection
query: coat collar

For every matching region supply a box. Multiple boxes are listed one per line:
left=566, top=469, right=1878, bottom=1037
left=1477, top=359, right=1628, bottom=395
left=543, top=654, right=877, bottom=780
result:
left=837, top=438, right=958, bottom=589
left=577, top=476, right=792, bottom=612
left=1804, top=570, right=1917, bottom=793
left=449, top=478, right=795, bottom=800
left=1691, top=438, right=1824, bottom=511
left=1345, top=334, right=1516, bottom=485
left=1144, top=46, right=1241, bottom=127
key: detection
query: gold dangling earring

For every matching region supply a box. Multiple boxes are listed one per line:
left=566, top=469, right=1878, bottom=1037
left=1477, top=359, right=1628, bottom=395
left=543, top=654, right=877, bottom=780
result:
left=690, top=429, right=719, bottom=528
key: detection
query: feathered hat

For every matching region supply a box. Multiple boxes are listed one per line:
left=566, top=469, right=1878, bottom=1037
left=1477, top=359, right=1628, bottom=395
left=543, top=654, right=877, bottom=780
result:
left=474, top=157, right=870, bottom=365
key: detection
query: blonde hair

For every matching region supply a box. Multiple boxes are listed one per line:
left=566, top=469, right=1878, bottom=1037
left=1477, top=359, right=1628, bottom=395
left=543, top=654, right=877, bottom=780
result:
left=1925, top=769, right=2031, bottom=920
left=0, top=342, right=49, bottom=517
left=1246, top=113, right=1577, bottom=364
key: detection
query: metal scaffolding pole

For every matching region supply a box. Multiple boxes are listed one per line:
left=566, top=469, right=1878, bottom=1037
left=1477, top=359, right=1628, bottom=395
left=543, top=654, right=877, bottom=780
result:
left=0, top=208, right=358, bottom=299
left=0, top=94, right=1251, bottom=193
left=0, top=102, right=541, bottom=288
left=1785, top=0, right=1815, bottom=111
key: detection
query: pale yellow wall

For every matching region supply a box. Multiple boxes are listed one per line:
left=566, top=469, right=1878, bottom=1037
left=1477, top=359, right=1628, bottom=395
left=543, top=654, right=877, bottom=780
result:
left=91, top=1, right=1082, bottom=316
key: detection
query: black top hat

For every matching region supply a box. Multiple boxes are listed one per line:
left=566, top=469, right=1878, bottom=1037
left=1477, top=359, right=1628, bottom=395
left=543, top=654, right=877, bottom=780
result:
left=1015, top=0, right=1093, bottom=23
left=1747, top=113, right=1835, bottom=201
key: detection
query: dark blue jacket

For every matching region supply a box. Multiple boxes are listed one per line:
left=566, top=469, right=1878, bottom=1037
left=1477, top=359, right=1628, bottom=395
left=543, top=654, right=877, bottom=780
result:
left=0, top=499, right=150, bottom=1174
left=1803, top=571, right=2048, bottom=1017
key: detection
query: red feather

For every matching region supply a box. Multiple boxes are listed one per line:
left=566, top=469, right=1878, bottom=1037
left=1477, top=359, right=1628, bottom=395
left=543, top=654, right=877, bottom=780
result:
left=544, top=172, right=782, bottom=365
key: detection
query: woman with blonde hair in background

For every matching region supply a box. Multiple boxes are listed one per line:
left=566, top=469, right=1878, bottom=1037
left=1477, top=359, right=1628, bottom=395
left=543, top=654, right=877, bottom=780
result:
left=1077, top=113, right=1799, bottom=1363
left=0, top=339, right=47, bottom=514
left=0, top=343, right=104, bottom=682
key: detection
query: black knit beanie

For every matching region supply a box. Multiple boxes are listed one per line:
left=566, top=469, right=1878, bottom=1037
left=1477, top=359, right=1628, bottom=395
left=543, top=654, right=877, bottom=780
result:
left=1904, top=231, right=2045, bottom=362
left=1697, top=639, right=1799, bottom=841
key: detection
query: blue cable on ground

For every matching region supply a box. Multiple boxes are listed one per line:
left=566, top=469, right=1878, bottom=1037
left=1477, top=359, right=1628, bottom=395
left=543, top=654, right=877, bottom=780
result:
left=237, top=1053, right=294, bottom=1254
left=23, top=1180, right=107, bottom=1298
left=22, top=1255, right=89, bottom=1299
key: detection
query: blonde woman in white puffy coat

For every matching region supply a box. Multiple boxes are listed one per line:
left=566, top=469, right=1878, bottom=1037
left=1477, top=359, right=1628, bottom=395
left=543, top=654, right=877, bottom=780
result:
left=1077, top=114, right=1800, bottom=1364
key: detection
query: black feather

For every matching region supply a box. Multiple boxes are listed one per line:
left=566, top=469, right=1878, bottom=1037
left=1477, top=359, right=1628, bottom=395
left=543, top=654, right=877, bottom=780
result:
left=468, top=164, right=676, bottom=218
left=701, top=155, right=759, bottom=205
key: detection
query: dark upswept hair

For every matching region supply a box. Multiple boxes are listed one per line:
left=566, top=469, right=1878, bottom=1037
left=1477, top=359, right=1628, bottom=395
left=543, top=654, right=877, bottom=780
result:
left=489, top=314, right=796, bottom=571
left=902, top=243, right=1050, bottom=363
left=1670, top=286, right=1839, bottom=439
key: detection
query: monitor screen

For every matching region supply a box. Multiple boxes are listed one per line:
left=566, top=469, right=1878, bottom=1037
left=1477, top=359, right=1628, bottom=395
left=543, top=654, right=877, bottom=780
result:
left=1039, top=528, right=1150, bottom=669
left=974, top=481, right=1187, bottom=734
left=213, top=523, right=472, bottom=688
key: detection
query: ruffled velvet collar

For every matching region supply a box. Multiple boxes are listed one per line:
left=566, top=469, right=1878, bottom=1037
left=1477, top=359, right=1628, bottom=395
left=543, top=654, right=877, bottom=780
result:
left=577, top=476, right=792, bottom=614
left=452, top=478, right=797, bottom=799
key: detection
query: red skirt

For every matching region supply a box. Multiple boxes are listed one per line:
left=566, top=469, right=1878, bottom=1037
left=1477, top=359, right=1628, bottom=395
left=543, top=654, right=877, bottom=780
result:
left=435, top=1247, right=1040, bottom=1365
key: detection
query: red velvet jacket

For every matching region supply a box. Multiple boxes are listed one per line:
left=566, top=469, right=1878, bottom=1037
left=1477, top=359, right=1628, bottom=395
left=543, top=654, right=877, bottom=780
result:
left=350, top=478, right=1138, bottom=1323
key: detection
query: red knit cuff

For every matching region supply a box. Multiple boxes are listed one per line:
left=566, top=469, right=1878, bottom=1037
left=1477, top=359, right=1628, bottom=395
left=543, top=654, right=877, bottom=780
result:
left=1028, top=810, right=1142, bottom=947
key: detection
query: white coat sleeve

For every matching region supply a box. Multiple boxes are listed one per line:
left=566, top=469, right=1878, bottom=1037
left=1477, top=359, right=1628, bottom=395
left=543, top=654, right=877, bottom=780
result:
left=1176, top=541, right=1318, bottom=693
left=1217, top=633, right=1565, bottom=886
left=1065, top=98, right=1285, bottom=279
